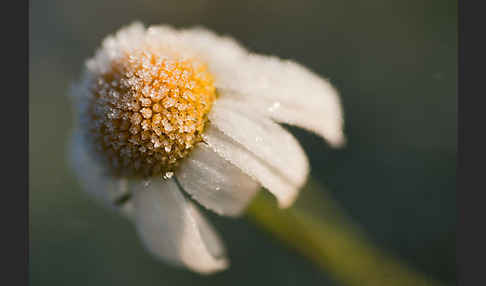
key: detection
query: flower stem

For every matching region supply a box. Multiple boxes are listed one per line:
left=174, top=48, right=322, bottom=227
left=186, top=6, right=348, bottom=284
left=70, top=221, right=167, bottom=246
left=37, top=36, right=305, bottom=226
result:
left=245, top=180, right=445, bottom=286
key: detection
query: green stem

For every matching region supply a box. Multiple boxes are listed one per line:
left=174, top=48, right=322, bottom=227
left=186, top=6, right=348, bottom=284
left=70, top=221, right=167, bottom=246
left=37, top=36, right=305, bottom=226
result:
left=246, top=181, right=444, bottom=286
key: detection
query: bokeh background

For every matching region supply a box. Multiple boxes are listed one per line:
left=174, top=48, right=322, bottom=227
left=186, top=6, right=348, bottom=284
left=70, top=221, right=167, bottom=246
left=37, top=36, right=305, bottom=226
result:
left=29, top=0, right=456, bottom=285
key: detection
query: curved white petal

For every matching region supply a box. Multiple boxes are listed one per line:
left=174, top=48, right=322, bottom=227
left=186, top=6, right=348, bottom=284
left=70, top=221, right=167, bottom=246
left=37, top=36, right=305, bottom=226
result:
left=175, top=27, right=249, bottom=75
left=202, top=125, right=301, bottom=208
left=209, top=100, right=309, bottom=189
left=133, top=178, right=228, bottom=274
left=218, top=92, right=345, bottom=147
left=214, top=55, right=345, bottom=146
left=68, top=130, right=133, bottom=214
left=177, top=143, right=260, bottom=216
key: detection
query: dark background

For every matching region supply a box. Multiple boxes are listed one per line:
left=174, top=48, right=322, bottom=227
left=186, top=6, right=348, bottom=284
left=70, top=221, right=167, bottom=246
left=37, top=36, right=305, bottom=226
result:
left=29, top=0, right=456, bottom=285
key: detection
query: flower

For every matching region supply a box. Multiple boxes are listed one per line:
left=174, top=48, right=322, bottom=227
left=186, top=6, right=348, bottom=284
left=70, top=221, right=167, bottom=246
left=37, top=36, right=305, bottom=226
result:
left=68, top=22, right=344, bottom=274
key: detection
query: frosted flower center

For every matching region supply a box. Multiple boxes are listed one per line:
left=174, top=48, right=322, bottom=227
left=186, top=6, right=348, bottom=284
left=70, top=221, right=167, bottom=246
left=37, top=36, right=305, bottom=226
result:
left=86, top=50, right=216, bottom=177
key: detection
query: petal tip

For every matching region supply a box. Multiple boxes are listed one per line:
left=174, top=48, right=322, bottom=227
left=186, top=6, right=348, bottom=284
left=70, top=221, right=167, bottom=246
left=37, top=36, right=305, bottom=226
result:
left=276, top=190, right=299, bottom=209
left=329, top=132, right=347, bottom=148
left=186, top=257, right=230, bottom=275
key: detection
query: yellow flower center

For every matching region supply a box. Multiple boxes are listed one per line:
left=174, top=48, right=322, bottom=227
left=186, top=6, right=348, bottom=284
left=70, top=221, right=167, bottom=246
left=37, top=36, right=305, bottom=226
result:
left=86, top=49, right=216, bottom=178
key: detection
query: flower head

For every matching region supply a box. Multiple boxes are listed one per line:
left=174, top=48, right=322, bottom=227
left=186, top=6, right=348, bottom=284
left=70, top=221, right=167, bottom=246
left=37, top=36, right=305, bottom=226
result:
left=69, top=22, right=344, bottom=274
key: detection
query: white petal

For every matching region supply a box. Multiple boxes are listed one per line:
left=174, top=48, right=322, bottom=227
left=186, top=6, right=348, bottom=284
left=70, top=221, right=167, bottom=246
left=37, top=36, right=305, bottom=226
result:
left=68, top=130, right=133, bottom=214
left=209, top=100, right=309, bottom=189
left=133, top=178, right=228, bottom=274
left=218, top=92, right=345, bottom=147
left=177, top=143, right=260, bottom=216
left=175, top=27, right=248, bottom=74
left=202, top=125, right=301, bottom=208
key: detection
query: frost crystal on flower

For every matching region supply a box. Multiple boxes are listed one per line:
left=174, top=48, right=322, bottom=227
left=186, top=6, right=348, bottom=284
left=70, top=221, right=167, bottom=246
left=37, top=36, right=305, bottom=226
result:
left=84, top=48, right=216, bottom=178
left=69, top=22, right=344, bottom=275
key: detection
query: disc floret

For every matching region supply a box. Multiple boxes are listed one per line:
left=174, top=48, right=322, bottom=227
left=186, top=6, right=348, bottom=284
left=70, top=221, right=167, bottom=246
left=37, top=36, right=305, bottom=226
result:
left=85, top=50, right=216, bottom=177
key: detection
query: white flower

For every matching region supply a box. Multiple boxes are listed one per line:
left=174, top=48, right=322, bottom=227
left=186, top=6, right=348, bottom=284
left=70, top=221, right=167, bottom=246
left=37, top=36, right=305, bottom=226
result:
left=68, top=22, right=344, bottom=274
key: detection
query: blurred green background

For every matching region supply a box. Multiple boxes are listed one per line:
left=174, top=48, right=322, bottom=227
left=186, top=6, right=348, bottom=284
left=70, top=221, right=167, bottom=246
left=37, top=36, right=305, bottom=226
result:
left=29, top=0, right=456, bottom=285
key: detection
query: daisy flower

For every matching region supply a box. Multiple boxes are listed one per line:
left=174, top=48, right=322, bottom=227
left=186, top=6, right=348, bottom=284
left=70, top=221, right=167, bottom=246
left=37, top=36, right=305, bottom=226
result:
left=68, top=22, right=344, bottom=274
